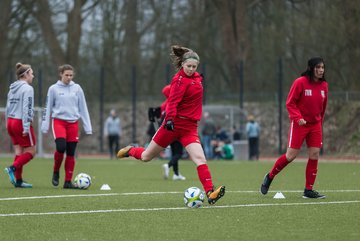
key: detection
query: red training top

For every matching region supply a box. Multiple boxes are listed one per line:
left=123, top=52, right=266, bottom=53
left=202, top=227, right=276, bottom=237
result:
left=286, top=76, right=328, bottom=124
left=165, top=69, right=203, bottom=122
left=160, top=85, right=171, bottom=119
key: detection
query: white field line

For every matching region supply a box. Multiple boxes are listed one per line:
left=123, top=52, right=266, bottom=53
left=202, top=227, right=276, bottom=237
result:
left=1, top=189, right=360, bottom=202
left=1, top=200, right=359, bottom=217
left=0, top=193, right=120, bottom=201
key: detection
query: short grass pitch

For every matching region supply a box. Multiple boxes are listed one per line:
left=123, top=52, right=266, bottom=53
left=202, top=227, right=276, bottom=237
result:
left=0, top=157, right=359, bottom=241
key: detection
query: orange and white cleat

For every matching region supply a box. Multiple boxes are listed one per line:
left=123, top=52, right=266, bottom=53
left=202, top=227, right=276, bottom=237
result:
left=207, top=185, right=226, bottom=205
left=116, top=145, right=133, bottom=158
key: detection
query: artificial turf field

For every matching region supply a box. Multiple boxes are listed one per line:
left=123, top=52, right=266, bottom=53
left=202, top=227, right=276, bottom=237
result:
left=0, top=157, right=359, bottom=241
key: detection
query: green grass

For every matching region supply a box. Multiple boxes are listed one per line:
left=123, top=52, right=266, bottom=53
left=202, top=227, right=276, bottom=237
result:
left=0, top=157, right=359, bottom=241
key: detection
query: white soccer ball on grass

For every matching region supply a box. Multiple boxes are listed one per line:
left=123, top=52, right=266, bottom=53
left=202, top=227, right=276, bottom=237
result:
left=184, top=187, right=205, bottom=208
left=74, top=173, right=92, bottom=189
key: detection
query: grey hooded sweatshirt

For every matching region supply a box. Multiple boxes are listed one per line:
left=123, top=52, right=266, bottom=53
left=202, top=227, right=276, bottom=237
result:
left=41, top=80, right=92, bottom=134
left=5, top=80, right=34, bottom=134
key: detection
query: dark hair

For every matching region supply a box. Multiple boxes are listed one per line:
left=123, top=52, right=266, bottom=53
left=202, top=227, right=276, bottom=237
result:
left=58, top=64, right=74, bottom=74
left=15, top=62, right=31, bottom=79
left=301, top=57, right=325, bottom=82
left=170, top=45, right=200, bottom=70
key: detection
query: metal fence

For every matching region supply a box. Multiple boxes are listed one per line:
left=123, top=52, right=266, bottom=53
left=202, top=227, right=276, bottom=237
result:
left=1, top=91, right=359, bottom=157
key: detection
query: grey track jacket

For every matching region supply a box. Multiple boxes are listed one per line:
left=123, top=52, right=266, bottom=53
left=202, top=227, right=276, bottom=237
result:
left=5, top=80, right=34, bottom=134
left=41, top=80, right=92, bottom=134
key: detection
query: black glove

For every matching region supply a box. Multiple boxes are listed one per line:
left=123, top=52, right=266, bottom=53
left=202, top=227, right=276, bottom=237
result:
left=164, top=120, right=174, bottom=131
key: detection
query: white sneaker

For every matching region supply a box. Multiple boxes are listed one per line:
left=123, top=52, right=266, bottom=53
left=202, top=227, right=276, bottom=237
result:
left=162, top=164, right=169, bottom=179
left=173, top=174, right=186, bottom=181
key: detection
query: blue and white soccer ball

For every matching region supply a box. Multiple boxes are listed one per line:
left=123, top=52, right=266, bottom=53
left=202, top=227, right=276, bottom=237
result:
left=184, top=187, right=205, bottom=208
left=74, top=173, right=92, bottom=189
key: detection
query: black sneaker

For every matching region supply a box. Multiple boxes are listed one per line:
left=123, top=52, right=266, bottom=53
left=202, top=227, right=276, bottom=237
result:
left=260, top=173, right=273, bottom=195
left=303, top=189, right=326, bottom=199
left=52, top=172, right=60, bottom=187
left=63, top=181, right=78, bottom=189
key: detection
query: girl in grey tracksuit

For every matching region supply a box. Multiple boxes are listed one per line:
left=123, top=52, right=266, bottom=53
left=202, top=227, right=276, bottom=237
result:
left=41, top=64, right=92, bottom=189
left=4, top=63, right=36, bottom=188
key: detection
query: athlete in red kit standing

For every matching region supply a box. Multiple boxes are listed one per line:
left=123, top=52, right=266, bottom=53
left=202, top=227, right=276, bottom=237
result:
left=261, top=57, right=328, bottom=199
left=117, top=45, right=225, bottom=205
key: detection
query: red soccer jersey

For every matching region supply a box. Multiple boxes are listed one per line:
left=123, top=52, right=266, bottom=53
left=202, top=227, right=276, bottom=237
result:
left=286, top=76, right=328, bottom=123
left=160, top=85, right=170, bottom=119
left=165, top=69, right=203, bottom=122
left=160, top=99, right=167, bottom=119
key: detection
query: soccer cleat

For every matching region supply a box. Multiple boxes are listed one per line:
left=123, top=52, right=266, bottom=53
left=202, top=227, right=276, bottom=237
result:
left=260, top=173, right=273, bottom=195
left=116, top=145, right=133, bottom=158
left=63, top=181, right=78, bottom=189
left=52, top=171, right=60, bottom=187
left=162, top=163, right=170, bottom=179
left=172, top=174, right=186, bottom=181
left=302, top=189, right=326, bottom=199
left=4, top=166, right=16, bottom=185
left=15, top=180, right=33, bottom=188
left=207, top=186, right=226, bottom=205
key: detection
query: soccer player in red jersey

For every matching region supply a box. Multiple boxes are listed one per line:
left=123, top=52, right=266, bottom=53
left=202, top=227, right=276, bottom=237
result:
left=4, top=63, right=36, bottom=188
left=117, top=45, right=225, bottom=205
left=261, top=57, right=328, bottom=198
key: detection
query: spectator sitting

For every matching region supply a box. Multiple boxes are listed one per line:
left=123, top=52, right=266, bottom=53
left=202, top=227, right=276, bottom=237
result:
left=212, top=140, right=224, bottom=160
left=216, top=126, right=229, bottom=141
left=222, top=139, right=234, bottom=160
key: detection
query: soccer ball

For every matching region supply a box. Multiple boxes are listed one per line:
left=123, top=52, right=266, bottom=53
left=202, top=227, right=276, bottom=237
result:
left=184, top=187, right=205, bottom=208
left=74, top=173, right=92, bottom=189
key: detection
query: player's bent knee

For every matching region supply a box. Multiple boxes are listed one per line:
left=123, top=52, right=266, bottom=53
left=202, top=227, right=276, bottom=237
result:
left=192, top=157, right=206, bottom=166
left=140, top=153, right=154, bottom=162
left=55, top=138, right=66, bottom=153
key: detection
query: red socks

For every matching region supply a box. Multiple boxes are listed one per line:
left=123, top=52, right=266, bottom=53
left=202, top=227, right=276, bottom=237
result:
left=305, top=158, right=318, bottom=190
left=54, top=152, right=76, bottom=182
left=54, top=151, right=64, bottom=172
left=13, top=152, right=33, bottom=168
left=13, top=153, right=33, bottom=181
left=269, top=154, right=290, bottom=179
left=197, top=164, right=214, bottom=193
left=13, top=155, right=21, bottom=180
left=64, top=156, right=75, bottom=181
left=128, top=147, right=145, bottom=160
left=269, top=155, right=319, bottom=190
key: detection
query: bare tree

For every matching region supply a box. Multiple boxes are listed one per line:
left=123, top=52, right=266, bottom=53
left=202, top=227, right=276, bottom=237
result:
left=117, top=0, right=159, bottom=95
left=0, top=0, right=13, bottom=101
left=1, top=0, right=359, bottom=105
left=25, top=0, right=99, bottom=68
left=123, top=0, right=139, bottom=67
left=211, top=0, right=250, bottom=91
left=341, top=0, right=360, bottom=90
left=99, top=0, right=125, bottom=99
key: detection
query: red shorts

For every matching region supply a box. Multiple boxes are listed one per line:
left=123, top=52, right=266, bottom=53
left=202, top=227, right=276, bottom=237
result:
left=7, top=118, right=36, bottom=147
left=52, top=119, right=79, bottom=142
left=153, top=116, right=201, bottom=148
left=288, top=120, right=322, bottom=149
